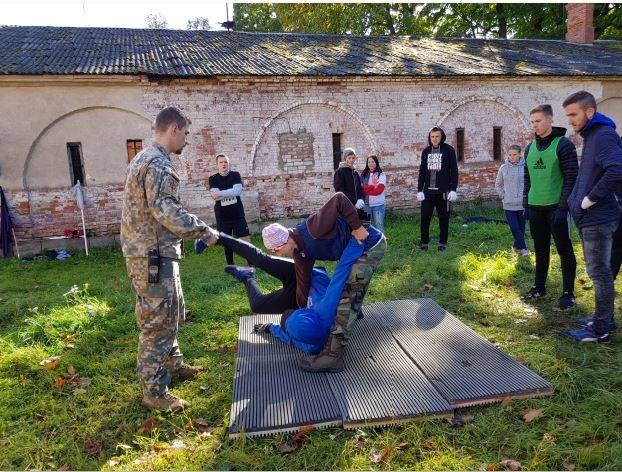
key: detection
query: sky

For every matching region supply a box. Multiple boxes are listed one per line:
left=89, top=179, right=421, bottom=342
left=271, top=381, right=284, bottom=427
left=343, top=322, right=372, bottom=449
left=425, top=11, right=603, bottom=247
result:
left=1, top=0, right=233, bottom=30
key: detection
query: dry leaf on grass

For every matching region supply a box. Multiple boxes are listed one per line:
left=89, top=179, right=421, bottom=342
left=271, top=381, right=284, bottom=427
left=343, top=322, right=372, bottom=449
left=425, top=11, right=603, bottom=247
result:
left=137, top=418, right=156, bottom=435
left=523, top=408, right=543, bottom=423
left=67, top=365, right=76, bottom=376
left=447, top=414, right=475, bottom=427
left=562, top=461, right=576, bottom=471
left=276, top=442, right=298, bottom=454
left=370, top=446, right=391, bottom=463
left=500, top=459, right=521, bottom=470
left=423, top=283, right=434, bottom=290
left=73, top=388, right=87, bottom=396
left=107, top=456, right=121, bottom=467
left=57, top=463, right=70, bottom=471
left=54, top=376, right=65, bottom=392
left=350, top=439, right=365, bottom=450
left=83, top=438, right=102, bottom=457
left=40, top=356, right=60, bottom=370
left=395, top=442, right=409, bottom=450
left=35, top=412, right=46, bottom=421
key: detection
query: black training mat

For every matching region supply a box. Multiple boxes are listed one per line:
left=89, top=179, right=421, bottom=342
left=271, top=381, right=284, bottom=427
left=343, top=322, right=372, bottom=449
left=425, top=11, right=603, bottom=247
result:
left=229, top=300, right=553, bottom=437
left=365, top=299, right=554, bottom=406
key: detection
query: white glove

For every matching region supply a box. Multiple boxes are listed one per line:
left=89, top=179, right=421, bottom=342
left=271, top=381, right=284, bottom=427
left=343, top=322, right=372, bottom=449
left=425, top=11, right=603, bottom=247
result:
left=355, top=199, right=365, bottom=209
left=417, top=192, right=425, bottom=202
left=581, top=196, right=595, bottom=210
left=448, top=191, right=457, bottom=202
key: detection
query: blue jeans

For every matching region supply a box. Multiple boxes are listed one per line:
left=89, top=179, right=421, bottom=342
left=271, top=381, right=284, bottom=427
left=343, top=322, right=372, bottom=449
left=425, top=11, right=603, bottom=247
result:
left=365, top=204, right=385, bottom=233
left=580, top=221, right=618, bottom=334
left=505, top=209, right=527, bottom=250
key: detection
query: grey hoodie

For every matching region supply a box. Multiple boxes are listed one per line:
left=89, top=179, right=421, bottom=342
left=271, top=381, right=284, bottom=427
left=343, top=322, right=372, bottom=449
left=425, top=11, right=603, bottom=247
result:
left=495, top=157, right=525, bottom=211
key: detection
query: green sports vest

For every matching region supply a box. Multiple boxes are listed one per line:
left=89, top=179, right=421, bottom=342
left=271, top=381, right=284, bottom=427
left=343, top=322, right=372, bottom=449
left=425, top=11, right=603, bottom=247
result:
left=526, top=136, right=563, bottom=206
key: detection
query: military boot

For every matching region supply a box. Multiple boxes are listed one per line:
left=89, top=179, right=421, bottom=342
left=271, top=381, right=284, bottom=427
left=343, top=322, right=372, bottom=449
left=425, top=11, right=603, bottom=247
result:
left=171, top=364, right=204, bottom=381
left=298, top=333, right=345, bottom=373
left=141, top=392, right=190, bottom=411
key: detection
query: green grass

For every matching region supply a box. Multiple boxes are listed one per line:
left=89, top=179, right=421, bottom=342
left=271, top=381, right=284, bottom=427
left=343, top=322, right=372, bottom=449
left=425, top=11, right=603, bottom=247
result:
left=2, top=207, right=622, bottom=470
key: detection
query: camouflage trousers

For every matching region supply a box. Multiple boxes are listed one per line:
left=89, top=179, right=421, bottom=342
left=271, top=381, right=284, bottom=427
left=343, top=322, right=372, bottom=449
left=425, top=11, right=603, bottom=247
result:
left=126, top=256, right=185, bottom=396
left=333, top=236, right=387, bottom=339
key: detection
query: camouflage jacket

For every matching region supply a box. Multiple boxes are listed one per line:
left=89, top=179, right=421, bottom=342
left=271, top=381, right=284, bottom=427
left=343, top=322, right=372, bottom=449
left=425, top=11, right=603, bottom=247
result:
left=120, top=143, right=211, bottom=259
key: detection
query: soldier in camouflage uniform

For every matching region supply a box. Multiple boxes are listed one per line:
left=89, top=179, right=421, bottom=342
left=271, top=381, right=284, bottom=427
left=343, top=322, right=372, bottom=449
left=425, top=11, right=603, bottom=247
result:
left=261, top=192, right=387, bottom=373
left=121, top=107, right=218, bottom=412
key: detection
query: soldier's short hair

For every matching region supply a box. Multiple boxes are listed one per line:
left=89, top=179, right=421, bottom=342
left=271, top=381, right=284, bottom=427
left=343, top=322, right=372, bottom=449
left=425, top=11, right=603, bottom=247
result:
left=154, top=107, right=191, bottom=132
left=563, top=90, right=597, bottom=111
left=530, top=104, right=553, bottom=116
left=216, top=153, right=229, bottom=163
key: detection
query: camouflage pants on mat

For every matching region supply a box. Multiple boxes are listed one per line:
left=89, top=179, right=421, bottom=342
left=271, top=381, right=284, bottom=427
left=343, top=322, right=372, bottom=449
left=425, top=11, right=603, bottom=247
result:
left=333, top=236, right=387, bottom=339
left=126, top=257, right=185, bottom=396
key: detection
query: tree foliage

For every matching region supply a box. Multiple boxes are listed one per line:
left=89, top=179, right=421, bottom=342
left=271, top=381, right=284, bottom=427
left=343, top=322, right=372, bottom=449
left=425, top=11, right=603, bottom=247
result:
left=187, top=17, right=211, bottom=30
left=232, top=3, right=622, bottom=40
left=145, top=12, right=168, bottom=29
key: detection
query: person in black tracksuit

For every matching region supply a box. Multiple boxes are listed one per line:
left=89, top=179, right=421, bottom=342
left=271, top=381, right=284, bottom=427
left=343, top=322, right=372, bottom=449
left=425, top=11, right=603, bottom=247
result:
left=417, top=127, right=459, bottom=251
left=522, top=104, right=578, bottom=310
left=333, top=147, right=368, bottom=222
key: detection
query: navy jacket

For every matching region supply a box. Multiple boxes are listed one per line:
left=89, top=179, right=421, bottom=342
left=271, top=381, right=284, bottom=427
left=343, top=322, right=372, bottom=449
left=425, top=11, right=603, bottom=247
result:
left=568, top=113, right=622, bottom=228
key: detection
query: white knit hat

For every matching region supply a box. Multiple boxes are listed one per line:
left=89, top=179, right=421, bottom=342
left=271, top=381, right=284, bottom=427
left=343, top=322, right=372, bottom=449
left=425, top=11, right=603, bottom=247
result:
left=262, top=223, right=290, bottom=250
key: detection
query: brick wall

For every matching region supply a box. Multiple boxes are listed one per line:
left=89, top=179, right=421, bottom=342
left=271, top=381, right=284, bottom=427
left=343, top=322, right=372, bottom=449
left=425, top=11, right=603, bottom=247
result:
left=5, top=76, right=603, bottom=239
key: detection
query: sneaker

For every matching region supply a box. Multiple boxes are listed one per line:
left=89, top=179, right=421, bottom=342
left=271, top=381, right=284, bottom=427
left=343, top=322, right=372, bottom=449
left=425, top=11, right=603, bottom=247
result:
left=522, top=285, right=546, bottom=300
left=520, top=249, right=531, bottom=256
left=575, top=316, right=618, bottom=332
left=419, top=243, right=429, bottom=250
left=512, top=247, right=521, bottom=254
left=437, top=244, right=447, bottom=252
left=564, top=326, right=611, bottom=343
left=559, top=292, right=576, bottom=310
left=171, top=364, right=204, bottom=381
left=141, top=392, right=191, bottom=411
left=224, top=265, right=256, bottom=282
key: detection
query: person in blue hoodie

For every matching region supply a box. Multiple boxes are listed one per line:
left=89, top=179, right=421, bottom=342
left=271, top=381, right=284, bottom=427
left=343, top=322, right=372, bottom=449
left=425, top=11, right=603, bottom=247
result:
left=495, top=144, right=529, bottom=256
left=563, top=91, right=622, bottom=343
left=253, top=237, right=365, bottom=354
left=261, top=192, right=387, bottom=373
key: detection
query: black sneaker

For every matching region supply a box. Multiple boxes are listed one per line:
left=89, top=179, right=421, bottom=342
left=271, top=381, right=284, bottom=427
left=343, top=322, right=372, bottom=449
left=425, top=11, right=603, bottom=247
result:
left=522, top=285, right=546, bottom=300
left=559, top=292, right=576, bottom=310
left=419, top=243, right=429, bottom=250
left=437, top=244, right=447, bottom=252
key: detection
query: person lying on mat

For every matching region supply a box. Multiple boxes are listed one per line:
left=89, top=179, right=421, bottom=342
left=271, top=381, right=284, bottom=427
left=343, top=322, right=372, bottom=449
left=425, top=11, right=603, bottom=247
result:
left=252, top=237, right=364, bottom=354
left=197, top=230, right=363, bottom=353
left=258, top=192, right=387, bottom=373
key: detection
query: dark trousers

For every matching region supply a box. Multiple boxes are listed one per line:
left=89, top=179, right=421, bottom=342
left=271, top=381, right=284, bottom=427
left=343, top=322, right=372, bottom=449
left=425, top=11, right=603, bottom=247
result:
left=420, top=193, right=449, bottom=245
left=217, top=218, right=250, bottom=265
left=529, top=207, right=576, bottom=294
left=610, top=211, right=622, bottom=280
left=505, top=209, right=527, bottom=250
left=217, top=233, right=297, bottom=313
left=580, top=221, right=617, bottom=334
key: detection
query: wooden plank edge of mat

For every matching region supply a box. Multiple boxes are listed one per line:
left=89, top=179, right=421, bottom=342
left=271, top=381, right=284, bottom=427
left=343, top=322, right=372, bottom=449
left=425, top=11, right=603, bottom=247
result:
left=229, top=420, right=343, bottom=439
left=342, top=412, right=454, bottom=430
left=450, top=386, right=555, bottom=408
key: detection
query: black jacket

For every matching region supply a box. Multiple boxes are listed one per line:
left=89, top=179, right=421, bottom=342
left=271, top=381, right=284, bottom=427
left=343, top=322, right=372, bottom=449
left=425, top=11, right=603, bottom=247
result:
left=333, top=163, right=364, bottom=205
left=417, top=129, right=458, bottom=194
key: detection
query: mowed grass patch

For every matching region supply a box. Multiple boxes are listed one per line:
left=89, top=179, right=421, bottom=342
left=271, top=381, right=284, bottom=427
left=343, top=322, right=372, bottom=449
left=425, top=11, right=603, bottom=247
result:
left=2, top=207, right=622, bottom=470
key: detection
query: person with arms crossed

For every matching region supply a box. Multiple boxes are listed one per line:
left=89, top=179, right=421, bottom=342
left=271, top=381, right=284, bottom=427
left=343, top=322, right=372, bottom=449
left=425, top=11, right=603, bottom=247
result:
left=209, top=153, right=250, bottom=265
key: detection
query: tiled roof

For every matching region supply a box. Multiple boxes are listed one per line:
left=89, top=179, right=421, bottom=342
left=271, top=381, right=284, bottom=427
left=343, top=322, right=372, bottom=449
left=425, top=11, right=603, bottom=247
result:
left=1, top=25, right=621, bottom=77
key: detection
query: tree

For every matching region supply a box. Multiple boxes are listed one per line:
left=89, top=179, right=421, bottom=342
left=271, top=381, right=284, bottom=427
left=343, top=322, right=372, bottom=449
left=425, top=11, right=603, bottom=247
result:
left=187, top=17, right=211, bottom=30
left=145, top=13, right=168, bottom=29
left=233, top=3, right=283, bottom=32
left=232, top=3, right=622, bottom=40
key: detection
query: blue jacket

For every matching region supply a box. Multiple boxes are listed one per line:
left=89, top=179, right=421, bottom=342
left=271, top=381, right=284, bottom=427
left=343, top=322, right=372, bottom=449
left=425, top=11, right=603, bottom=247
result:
left=568, top=113, right=622, bottom=228
left=268, top=237, right=365, bottom=353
